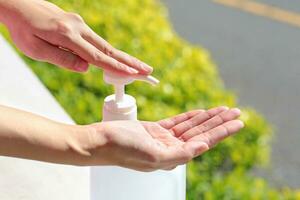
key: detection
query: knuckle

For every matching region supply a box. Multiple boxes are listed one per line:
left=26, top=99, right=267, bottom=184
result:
left=92, top=51, right=104, bottom=63
left=130, top=57, right=140, bottom=66
left=216, top=115, right=225, bottom=124
left=103, top=45, right=114, bottom=57
left=190, top=118, right=198, bottom=127
left=205, top=110, right=213, bottom=118
left=53, top=19, right=74, bottom=39
left=195, top=125, right=204, bottom=134
left=115, top=61, right=127, bottom=71
left=204, top=135, right=214, bottom=148
left=68, top=12, right=84, bottom=22
left=183, top=121, right=192, bottom=130
left=222, top=125, right=230, bottom=137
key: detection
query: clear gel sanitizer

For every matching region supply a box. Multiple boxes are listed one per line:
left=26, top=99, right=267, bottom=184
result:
left=90, top=71, right=186, bottom=200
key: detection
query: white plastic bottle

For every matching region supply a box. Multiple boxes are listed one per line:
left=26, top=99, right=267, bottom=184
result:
left=90, top=71, right=186, bottom=200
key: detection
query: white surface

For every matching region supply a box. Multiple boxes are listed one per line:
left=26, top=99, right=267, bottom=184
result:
left=91, top=75, right=186, bottom=200
left=90, top=165, right=186, bottom=200
left=0, top=34, right=89, bottom=199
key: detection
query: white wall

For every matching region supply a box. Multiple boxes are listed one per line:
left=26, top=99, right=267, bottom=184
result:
left=0, top=34, right=89, bottom=200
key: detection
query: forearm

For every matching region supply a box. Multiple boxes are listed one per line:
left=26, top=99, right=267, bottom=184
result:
left=0, top=105, right=96, bottom=165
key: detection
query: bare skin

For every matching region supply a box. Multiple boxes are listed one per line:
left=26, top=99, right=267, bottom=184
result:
left=0, top=0, right=152, bottom=74
left=0, top=105, right=243, bottom=171
left=0, top=0, right=244, bottom=171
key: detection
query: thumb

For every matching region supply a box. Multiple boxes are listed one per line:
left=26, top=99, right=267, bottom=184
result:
left=160, top=141, right=209, bottom=169
left=183, top=141, right=209, bottom=158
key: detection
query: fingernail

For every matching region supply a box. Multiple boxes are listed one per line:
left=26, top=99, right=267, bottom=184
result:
left=142, top=63, right=153, bottom=73
left=221, top=106, right=229, bottom=110
left=237, top=120, right=245, bottom=128
left=128, top=68, right=139, bottom=74
left=231, top=108, right=241, bottom=115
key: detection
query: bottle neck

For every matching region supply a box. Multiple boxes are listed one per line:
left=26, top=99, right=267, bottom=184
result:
left=114, top=84, right=125, bottom=103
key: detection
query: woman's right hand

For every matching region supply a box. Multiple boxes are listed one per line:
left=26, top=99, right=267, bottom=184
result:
left=0, top=0, right=152, bottom=75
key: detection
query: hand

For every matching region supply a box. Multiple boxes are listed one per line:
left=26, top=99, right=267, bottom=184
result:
left=0, top=105, right=243, bottom=170
left=78, top=106, right=244, bottom=171
left=0, top=0, right=152, bottom=74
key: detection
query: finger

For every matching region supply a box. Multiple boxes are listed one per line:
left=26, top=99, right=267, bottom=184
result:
left=82, top=27, right=153, bottom=75
left=55, top=35, right=139, bottom=75
left=31, top=37, right=88, bottom=72
left=159, top=141, right=208, bottom=168
left=171, top=106, right=229, bottom=137
left=180, top=108, right=241, bottom=141
left=158, top=109, right=204, bottom=130
left=188, top=120, right=244, bottom=148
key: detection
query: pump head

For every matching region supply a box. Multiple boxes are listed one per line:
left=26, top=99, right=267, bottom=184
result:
left=102, top=71, right=159, bottom=121
left=103, top=71, right=159, bottom=102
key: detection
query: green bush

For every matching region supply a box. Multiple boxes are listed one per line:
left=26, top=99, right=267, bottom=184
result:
left=1, top=0, right=299, bottom=199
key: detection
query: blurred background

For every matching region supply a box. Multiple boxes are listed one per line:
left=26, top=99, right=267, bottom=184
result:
left=1, top=0, right=300, bottom=199
left=163, top=0, right=300, bottom=189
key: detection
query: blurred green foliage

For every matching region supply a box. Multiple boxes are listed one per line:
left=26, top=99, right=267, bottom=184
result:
left=1, top=0, right=299, bottom=199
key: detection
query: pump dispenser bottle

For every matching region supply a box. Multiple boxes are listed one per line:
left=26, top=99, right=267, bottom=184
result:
left=90, top=71, right=186, bottom=200
left=102, top=71, right=158, bottom=121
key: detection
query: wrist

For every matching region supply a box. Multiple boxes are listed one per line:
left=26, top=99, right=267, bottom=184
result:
left=66, top=123, right=109, bottom=166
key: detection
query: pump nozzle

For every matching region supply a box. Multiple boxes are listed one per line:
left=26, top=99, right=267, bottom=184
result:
left=131, top=74, right=159, bottom=85
left=103, top=71, right=159, bottom=86
left=103, top=71, right=159, bottom=103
